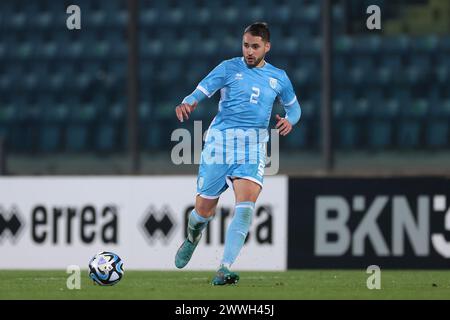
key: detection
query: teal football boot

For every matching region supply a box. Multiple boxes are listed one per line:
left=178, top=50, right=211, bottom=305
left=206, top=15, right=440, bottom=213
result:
left=175, top=235, right=201, bottom=269
left=211, top=265, right=240, bottom=285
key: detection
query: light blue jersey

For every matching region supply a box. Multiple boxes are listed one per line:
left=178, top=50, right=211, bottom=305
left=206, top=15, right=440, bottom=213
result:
left=182, top=57, right=301, bottom=198
left=196, top=57, right=298, bottom=143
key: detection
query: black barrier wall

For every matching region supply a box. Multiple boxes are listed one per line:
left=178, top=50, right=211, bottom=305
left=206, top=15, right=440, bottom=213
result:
left=288, top=177, right=450, bottom=269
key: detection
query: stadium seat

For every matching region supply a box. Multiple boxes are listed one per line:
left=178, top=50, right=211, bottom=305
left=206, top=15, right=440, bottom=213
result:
left=368, top=99, right=399, bottom=149
left=333, top=90, right=360, bottom=149
left=10, top=11, right=27, bottom=29
left=268, top=3, right=292, bottom=23
left=0, top=41, right=5, bottom=60
left=34, top=11, right=52, bottom=29
left=352, top=36, right=382, bottom=54
left=96, top=123, right=116, bottom=153
left=369, top=120, right=392, bottom=149
left=294, top=4, right=320, bottom=25
left=426, top=120, right=448, bottom=148
left=396, top=99, right=429, bottom=149
left=412, top=35, right=439, bottom=53
left=0, top=0, right=448, bottom=154
left=439, top=36, right=450, bottom=52
left=380, top=36, right=411, bottom=54
left=39, top=124, right=62, bottom=153
left=287, top=120, right=309, bottom=148
left=426, top=97, right=450, bottom=148
left=337, top=120, right=359, bottom=150
left=397, top=121, right=422, bottom=149
left=335, top=36, right=354, bottom=55
left=0, top=102, right=19, bottom=151
left=96, top=103, right=125, bottom=153
left=140, top=7, right=158, bottom=26
left=65, top=103, right=97, bottom=152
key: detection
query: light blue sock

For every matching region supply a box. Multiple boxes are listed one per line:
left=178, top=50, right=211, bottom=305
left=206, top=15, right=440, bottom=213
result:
left=187, top=209, right=212, bottom=243
left=221, top=201, right=255, bottom=267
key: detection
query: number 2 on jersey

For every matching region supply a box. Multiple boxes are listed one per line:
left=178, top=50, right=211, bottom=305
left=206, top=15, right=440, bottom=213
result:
left=250, top=86, right=260, bottom=104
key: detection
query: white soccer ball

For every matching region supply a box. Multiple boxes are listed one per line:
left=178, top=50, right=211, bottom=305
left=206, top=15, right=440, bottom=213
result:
left=88, top=251, right=124, bottom=286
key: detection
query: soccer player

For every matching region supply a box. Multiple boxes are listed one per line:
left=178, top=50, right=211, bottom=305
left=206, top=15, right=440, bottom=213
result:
left=174, top=22, right=301, bottom=285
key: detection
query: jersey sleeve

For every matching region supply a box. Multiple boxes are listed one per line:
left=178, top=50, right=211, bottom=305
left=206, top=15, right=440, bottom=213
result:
left=278, top=72, right=298, bottom=107
left=196, top=61, right=227, bottom=98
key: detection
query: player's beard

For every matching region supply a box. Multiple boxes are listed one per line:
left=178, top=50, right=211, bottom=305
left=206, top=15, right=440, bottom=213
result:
left=245, top=55, right=264, bottom=68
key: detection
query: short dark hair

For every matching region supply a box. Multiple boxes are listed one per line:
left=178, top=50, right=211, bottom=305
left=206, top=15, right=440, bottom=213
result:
left=244, top=22, right=270, bottom=42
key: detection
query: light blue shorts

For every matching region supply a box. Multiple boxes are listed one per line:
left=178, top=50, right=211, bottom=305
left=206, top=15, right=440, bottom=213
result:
left=196, top=142, right=266, bottom=199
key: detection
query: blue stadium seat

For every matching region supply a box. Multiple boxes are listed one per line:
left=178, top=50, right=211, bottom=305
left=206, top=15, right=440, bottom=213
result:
left=426, top=120, right=448, bottom=148
left=412, top=35, right=439, bottom=53
left=140, top=36, right=163, bottom=58
left=65, top=103, right=97, bottom=152
left=0, top=66, right=16, bottom=92
left=332, top=4, right=345, bottom=23
left=140, top=7, right=159, bottom=26
left=286, top=122, right=308, bottom=148
left=350, top=56, right=376, bottom=86
left=352, top=36, right=382, bottom=54
left=397, top=121, right=422, bottom=148
left=17, top=38, right=35, bottom=60
left=368, top=98, right=399, bottom=149
left=95, top=103, right=125, bottom=152
left=185, top=61, right=211, bottom=86
left=436, top=52, right=450, bottom=84
left=38, top=38, right=59, bottom=59
left=268, top=2, right=292, bottom=23
left=439, top=37, right=450, bottom=52
left=369, top=119, right=392, bottom=149
left=296, top=97, right=320, bottom=148
left=334, top=102, right=358, bottom=149
left=96, top=123, right=115, bottom=152
left=396, top=99, right=428, bottom=149
left=9, top=11, right=27, bottom=29
left=65, top=125, right=88, bottom=152
left=0, top=102, right=19, bottom=150
left=87, top=10, right=107, bottom=28
left=426, top=96, right=450, bottom=148
left=335, top=36, right=354, bottom=55
left=293, top=65, right=313, bottom=87
left=400, top=98, right=428, bottom=117
left=167, top=7, right=184, bottom=26
left=0, top=41, right=5, bottom=61
left=142, top=122, right=164, bottom=150
left=34, top=11, right=52, bottom=29
left=38, top=122, right=62, bottom=152
left=0, top=1, right=447, bottom=153
left=378, top=54, right=403, bottom=85
left=294, top=4, right=320, bottom=25
left=380, top=36, right=410, bottom=54
left=23, top=70, right=40, bottom=92
left=201, top=38, right=220, bottom=57
left=39, top=103, right=68, bottom=153
left=64, top=38, right=84, bottom=59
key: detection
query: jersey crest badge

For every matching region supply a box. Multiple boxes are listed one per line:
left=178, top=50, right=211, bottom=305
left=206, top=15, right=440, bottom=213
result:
left=269, top=77, right=277, bottom=89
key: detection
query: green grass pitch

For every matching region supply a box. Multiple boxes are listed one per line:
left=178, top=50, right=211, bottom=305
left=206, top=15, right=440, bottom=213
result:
left=1, top=270, right=450, bottom=299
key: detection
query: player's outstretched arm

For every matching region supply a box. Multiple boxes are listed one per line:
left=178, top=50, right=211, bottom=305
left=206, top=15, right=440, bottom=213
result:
left=175, top=101, right=197, bottom=122
left=175, top=88, right=207, bottom=122
left=275, top=114, right=292, bottom=136
left=275, top=99, right=301, bottom=136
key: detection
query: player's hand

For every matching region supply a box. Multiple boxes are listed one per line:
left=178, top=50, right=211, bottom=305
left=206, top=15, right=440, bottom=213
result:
left=275, top=114, right=292, bottom=136
left=175, top=101, right=197, bottom=122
